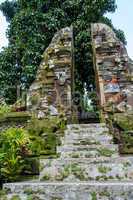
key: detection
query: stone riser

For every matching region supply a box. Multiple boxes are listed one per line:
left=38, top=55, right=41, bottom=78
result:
left=58, top=144, right=118, bottom=151
left=65, top=129, right=109, bottom=135
left=67, top=123, right=106, bottom=129
left=40, top=157, right=132, bottom=166
left=62, top=135, right=113, bottom=145
left=59, top=151, right=118, bottom=159
left=39, top=161, right=133, bottom=181
left=4, top=182, right=133, bottom=200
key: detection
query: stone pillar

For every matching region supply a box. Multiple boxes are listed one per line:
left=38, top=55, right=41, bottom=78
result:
left=91, top=23, right=133, bottom=113
left=27, top=27, right=74, bottom=119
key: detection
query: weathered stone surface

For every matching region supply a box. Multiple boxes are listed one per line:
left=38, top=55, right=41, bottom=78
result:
left=4, top=123, right=133, bottom=199
left=3, top=182, right=133, bottom=200
left=2, top=23, right=133, bottom=199
left=92, top=23, right=133, bottom=113
left=27, top=27, right=73, bottom=118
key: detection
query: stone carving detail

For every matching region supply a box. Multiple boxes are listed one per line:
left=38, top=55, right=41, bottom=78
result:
left=92, top=23, right=133, bottom=112
left=27, top=27, right=73, bottom=117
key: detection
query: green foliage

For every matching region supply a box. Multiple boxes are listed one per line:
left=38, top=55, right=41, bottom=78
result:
left=91, top=192, right=97, bottom=200
left=123, top=131, right=133, bottom=147
left=0, top=115, right=66, bottom=182
left=27, top=116, right=66, bottom=155
left=98, top=166, right=111, bottom=174
left=100, top=16, right=127, bottom=45
left=98, top=148, right=115, bottom=157
left=27, top=195, right=41, bottom=200
left=0, top=189, right=7, bottom=200
left=114, top=113, right=133, bottom=131
left=120, top=131, right=133, bottom=154
left=0, top=0, right=18, bottom=22
left=27, top=114, right=66, bottom=135
left=0, top=104, right=11, bottom=116
left=0, top=0, right=117, bottom=102
left=10, top=195, right=21, bottom=200
left=0, top=46, right=18, bottom=104
left=74, top=26, right=95, bottom=92
left=0, top=128, right=31, bottom=181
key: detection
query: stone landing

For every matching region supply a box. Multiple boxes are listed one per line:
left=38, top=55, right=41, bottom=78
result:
left=3, top=124, right=133, bottom=199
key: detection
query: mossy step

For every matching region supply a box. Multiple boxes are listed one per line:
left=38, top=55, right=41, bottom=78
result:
left=39, top=158, right=133, bottom=181
left=62, top=134, right=113, bottom=145
left=0, top=112, right=31, bottom=122
left=67, top=123, right=106, bottom=129
left=65, top=128, right=109, bottom=135
left=57, top=144, right=118, bottom=153
left=58, top=151, right=118, bottom=159
left=40, top=156, right=133, bottom=167
left=3, top=182, right=133, bottom=200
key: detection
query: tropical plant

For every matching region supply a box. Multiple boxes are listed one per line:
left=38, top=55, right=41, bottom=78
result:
left=0, top=103, right=11, bottom=116
left=0, top=128, right=31, bottom=181
left=26, top=115, right=66, bottom=155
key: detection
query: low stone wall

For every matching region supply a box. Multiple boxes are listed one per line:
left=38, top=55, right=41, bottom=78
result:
left=0, top=112, right=31, bottom=132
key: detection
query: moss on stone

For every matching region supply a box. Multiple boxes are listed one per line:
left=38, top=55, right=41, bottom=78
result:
left=91, top=192, right=97, bottom=200
left=114, top=113, right=133, bottom=131
left=24, top=188, right=34, bottom=195
left=51, top=197, right=62, bottom=200
left=41, top=173, right=51, bottom=181
left=55, top=166, right=70, bottom=181
left=10, top=195, right=21, bottom=200
left=27, top=194, right=42, bottom=200
left=0, top=190, right=7, bottom=200
left=0, top=112, right=31, bottom=122
left=98, top=166, right=111, bottom=174
left=98, top=148, right=115, bottom=157
left=71, top=153, right=80, bottom=158
left=99, top=190, right=110, bottom=197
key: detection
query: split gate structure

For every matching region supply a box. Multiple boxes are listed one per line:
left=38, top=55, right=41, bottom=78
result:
left=27, top=23, right=133, bottom=119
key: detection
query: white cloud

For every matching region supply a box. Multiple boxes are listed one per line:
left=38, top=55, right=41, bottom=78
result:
left=0, top=11, right=8, bottom=50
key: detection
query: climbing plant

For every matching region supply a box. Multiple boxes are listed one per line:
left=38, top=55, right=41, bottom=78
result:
left=0, top=0, right=123, bottom=103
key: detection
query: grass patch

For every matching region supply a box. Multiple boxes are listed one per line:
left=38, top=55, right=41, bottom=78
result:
left=98, top=148, right=115, bottom=157
left=98, top=166, right=111, bottom=174
left=11, top=195, right=21, bottom=200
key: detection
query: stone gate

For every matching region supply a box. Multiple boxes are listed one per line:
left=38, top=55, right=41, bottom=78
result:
left=27, top=27, right=74, bottom=118
left=92, top=23, right=133, bottom=113
left=27, top=23, right=133, bottom=119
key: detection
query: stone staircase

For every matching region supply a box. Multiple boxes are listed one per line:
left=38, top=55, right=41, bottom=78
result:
left=3, top=123, right=133, bottom=199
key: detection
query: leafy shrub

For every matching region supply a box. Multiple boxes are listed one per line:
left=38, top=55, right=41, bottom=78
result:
left=0, top=104, right=11, bottom=116
left=0, top=128, right=31, bottom=181
left=26, top=115, right=66, bottom=156
left=27, top=115, right=66, bottom=136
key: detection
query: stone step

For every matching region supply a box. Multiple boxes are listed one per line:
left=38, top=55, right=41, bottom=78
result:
left=59, top=151, right=118, bottom=159
left=62, top=134, right=113, bottom=145
left=57, top=144, right=118, bottom=158
left=67, top=123, right=106, bottom=130
left=39, top=157, right=133, bottom=179
left=58, top=144, right=118, bottom=152
left=3, top=182, right=133, bottom=200
left=40, top=156, right=133, bottom=168
left=64, top=130, right=111, bottom=137
left=65, top=127, right=109, bottom=135
left=39, top=158, right=133, bottom=181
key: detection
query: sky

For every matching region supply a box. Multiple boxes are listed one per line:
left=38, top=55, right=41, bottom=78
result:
left=0, top=0, right=133, bottom=58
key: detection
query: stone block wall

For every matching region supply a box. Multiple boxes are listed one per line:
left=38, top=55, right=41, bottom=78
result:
left=92, top=23, right=133, bottom=113
left=27, top=27, right=73, bottom=118
left=0, top=112, right=31, bottom=132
